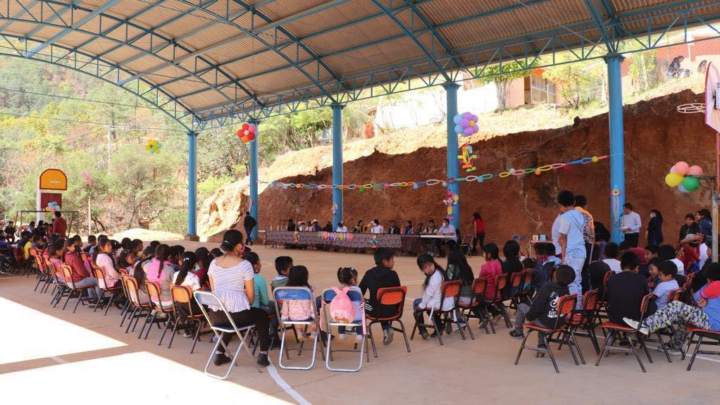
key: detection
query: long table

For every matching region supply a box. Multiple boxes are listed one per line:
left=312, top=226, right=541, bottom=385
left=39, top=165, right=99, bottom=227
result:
left=264, top=231, right=451, bottom=253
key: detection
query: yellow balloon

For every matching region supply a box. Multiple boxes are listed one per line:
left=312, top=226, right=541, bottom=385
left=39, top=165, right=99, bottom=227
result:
left=447, top=207, right=453, bottom=215
left=665, top=173, right=684, bottom=187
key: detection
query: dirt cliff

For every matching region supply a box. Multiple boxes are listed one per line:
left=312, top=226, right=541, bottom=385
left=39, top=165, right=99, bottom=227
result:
left=200, top=90, right=714, bottom=246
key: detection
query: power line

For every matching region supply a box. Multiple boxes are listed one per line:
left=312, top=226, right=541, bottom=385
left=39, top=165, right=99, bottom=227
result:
left=0, top=86, right=163, bottom=110
left=0, top=111, right=185, bottom=133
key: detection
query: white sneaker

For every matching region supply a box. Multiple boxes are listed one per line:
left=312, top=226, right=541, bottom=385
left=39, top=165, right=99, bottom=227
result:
left=383, top=328, right=394, bottom=345
left=623, top=317, right=649, bottom=335
left=355, top=334, right=363, bottom=343
left=667, top=348, right=682, bottom=356
left=338, top=333, right=347, bottom=340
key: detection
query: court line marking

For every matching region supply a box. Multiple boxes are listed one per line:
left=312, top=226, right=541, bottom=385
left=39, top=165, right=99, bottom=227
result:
left=267, top=360, right=311, bottom=405
left=50, top=356, right=67, bottom=364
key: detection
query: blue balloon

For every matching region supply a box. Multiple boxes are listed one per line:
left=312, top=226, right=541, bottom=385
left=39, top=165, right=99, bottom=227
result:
left=454, top=125, right=463, bottom=134
left=453, top=115, right=462, bottom=124
left=413, top=184, right=419, bottom=190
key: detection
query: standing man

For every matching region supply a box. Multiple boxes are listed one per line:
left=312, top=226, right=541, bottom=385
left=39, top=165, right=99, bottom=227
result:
left=574, top=195, right=595, bottom=293
left=244, top=211, right=257, bottom=246
left=557, top=190, right=587, bottom=305
left=621, top=203, right=641, bottom=247
left=52, top=211, right=67, bottom=237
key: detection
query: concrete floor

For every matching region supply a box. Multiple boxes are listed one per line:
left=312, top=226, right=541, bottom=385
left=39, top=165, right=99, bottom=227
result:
left=1, top=245, right=718, bottom=405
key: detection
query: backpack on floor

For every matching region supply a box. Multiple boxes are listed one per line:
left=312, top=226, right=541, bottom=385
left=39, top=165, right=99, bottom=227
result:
left=329, top=286, right=355, bottom=324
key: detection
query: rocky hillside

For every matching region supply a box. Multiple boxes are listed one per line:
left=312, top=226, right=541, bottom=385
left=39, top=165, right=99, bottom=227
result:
left=199, top=89, right=712, bottom=246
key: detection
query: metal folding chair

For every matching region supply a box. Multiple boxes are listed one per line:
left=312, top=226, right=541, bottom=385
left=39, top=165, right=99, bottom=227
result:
left=459, top=278, right=493, bottom=334
left=92, top=267, right=124, bottom=316
left=194, top=290, right=260, bottom=379
left=273, top=287, right=321, bottom=370
left=122, top=276, right=152, bottom=334
left=321, top=287, right=368, bottom=372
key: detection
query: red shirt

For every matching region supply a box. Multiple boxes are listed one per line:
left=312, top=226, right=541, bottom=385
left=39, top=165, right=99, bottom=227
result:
left=479, top=260, right=502, bottom=299
left=473, top=218, right=485, bottom=233
left=52, top=217, right=67, bottom=237
left=64, top=252, right=91, bottom=282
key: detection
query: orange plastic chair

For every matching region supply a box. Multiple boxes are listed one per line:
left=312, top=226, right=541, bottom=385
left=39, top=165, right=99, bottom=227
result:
left=514, top=294, right=579, bottom=373
left=596, top=294, right=654, bottom=372
left=143, top=281, right=175, bottom=343
left=60, top=265, right=96, bottom=313
left=411, top=280, right=473, bottom=345
left=459, top=278, right=493, bottom=334
left=366, top=286, right=411, bottom=357
left=93, top=267, right=124, bottom=316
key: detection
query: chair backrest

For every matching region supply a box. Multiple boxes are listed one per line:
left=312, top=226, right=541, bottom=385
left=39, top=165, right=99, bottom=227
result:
left=582, top=289, right=600, bottom=312
left=510, top=271, right=523, bottom=288
left=374, top=286, right=407, bottom=320
left=28, top=247, right=37, bottom=258
left=551, top=294, right=578, bottom=330
left=440, top=280, right=462, bottom=311
left=61, top=265, right=75, bottom=289
left=637, top=293, right=654, bottom=327
left=145, top=281, right=172, bottom=312
left=194, top=290, right=252, bottom=332
left=172, top=285, right=197, bottom=317
left=602, top=270, right=613, bottom=289
left=93, top=267, right=109, bottom=290
left=124, top=276, right=142, bottom=307
left=669, top=288, right=683, bottom=304
left=273, top=286, right=317, bottom=322
left=469, top=278, right=488, bottom=307
left=494, top=273, right=509, bottom=300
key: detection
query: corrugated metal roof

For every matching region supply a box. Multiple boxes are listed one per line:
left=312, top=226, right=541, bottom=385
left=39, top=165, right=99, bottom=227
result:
left=1, top=0, right=719, bottom=122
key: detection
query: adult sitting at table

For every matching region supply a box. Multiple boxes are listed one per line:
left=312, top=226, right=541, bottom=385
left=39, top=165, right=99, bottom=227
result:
left=322, top=221, right=333, bottom=232
left=425, top=219, right=438, bottom=235
left=353, top=220, right=365, bottom=234
left=437, top=219, right=457, bottom=258
left=403, top=220, right=414, bottom=235
left=336, top=221, right=348, bottom=233
left=388, top=220, right=401, bottom=235
left=286, top=218, right=296, bottom=232
left=371, top=219, right=384, bottom=234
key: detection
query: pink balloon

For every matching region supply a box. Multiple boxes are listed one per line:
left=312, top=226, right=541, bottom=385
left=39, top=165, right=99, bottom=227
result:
left=460, top=119, right=469, bottom=127
left=463, top=112, right=472, bottom=119
left=463, top=127, right=473, bottom=136
left=670, top=166, right=676, bottom=174
left=472, top=125, right=479, bottom=133
left=249, top=124, right=256, bottom=132
left=688, top=165, right=704, bottom=176
left=674, top=161, right=689, bottom=175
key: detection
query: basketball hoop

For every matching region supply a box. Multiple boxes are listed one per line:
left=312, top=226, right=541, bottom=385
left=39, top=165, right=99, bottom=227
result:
left=677, top=103, right=705, bottom=114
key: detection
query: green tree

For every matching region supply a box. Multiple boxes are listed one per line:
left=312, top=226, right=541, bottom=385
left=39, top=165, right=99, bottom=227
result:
left=476, top=61, right=536, bottom=112
left=542, top=55, right=603, bottom=109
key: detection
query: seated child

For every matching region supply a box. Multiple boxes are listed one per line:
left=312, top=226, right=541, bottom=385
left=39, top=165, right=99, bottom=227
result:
left=271, top=256, right=293, bottom=291
left=479, top=243, right=503, bottom=301
left=413, top=254, right=453, bottom=339
left=646, top=257, right=663, bottom=290
left=652, top=261, right=679, bottom=310
left=335, top=267, right=363, bottom=342
left=244, top=251, right=279, bottom=342
left=602, top=242, right=621, bottom=273
left=642, top=245, right=659, bottom=277
left=280, top=266, right=317, bottom=340
left=359, top=248, right=401, bottom=345
left=509, top=265, right=575, bottom=341
left=606, top=252, right=656, bottom=325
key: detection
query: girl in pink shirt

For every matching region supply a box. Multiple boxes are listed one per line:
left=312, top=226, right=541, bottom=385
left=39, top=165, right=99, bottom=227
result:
left=280, top=265, right=317, bottom=339
left=479, top=243, right=503, bottom=300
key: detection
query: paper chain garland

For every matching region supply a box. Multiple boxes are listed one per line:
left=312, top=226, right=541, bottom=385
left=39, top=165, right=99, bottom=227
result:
left=259, top=155, right=608, bottom=191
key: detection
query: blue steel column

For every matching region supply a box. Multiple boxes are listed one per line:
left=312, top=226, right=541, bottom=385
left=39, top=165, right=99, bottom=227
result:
left=444, top=82, right=460, bottom=230
left=187, top=131, right=198, bottom=238
left=605, top=54, right=625, bottom=243
left=249, top=120, right=260, bottom=240
left=331, top=104, right=345, bottom=229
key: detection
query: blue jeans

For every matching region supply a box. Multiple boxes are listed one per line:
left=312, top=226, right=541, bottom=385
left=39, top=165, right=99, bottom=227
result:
left=565, top=256, right=585, bottom=308
left=74, top=277, right=99, bottom=298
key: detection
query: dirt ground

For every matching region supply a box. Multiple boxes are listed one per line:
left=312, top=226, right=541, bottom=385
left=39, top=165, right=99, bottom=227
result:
left=1, top=244, right=718, bottom=405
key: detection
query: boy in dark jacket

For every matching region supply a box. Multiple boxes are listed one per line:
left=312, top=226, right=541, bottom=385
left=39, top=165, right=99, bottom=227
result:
left=509, top=265, right=576, bottom=341
left=360, top=247, right=401, bottom=345
left=606, top=251, right=656, bottom=324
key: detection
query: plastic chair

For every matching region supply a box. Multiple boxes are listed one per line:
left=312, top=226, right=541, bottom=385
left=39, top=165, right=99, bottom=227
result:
left=459, top=278, right=493, bottom=334
left=411, top=280, right=473, bottom=345
left=460, top=234, right=474, bottom=255
left=273, top=287, right=320, bottom=370
left=60, top=265, right=95, bottom=313
left=321, top=287, right=368, bottom=372
left=486, top=273, right=512, bottom=328
left=194, top=290, right=261, bottom=379
left=514, top=294, right=578, bottom=373
left=33, top=253, right=51, bottom=292
left=366, top=286, right=411, bottom=357
left=122, top=276, right=152, bottom=334
left=561, top=289, right=601, bottom=355
left=144, top=281, right=175, bottom=343
left=595, top=294, right=654, bottom=372
left=508, top=271, right=526, bottom=311
left=92, top=267, right=123, bottom=316
left=169, top=285, right=205, bottom=353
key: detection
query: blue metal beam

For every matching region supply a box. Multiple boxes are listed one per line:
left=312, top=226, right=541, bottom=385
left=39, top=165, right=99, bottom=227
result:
left=249, top=118, right=260, bottom=240
left=583, top=0, right=617, bottom=52
left=24, top=0, right=122, bottom=58
left=605, top=54, right=625, bottom=243
left=187, top=131, right=198, bottom=238
left=25, top=0, right=82, bottom=38
left=0, top=0, right=40, bottom=33
left=0, top=34, right=193, bottom=130
left=331, top=104, right=344, bottom=229
left=444, top=82, right=459, bottom=230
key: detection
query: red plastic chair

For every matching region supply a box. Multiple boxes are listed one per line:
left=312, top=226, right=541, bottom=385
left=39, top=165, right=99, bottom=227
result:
left=411, top=280, right=473, bottom=345
left=683, top=325, right=720, bottom=371
left=459, top=278, right=493, bottom=334
left=366, top=286, right=411, bottom=357
left=595, top=294, right=654, bottom=372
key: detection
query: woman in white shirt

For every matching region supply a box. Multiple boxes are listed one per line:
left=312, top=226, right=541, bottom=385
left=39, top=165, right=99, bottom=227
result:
left=412, top=254, right=453, bottom=339
left=370, top=219, right=384, bottom=234
left=336, top=221, right=348, bottom=233
left=206, top=230, right=271, bottom=367
left=93, top=236, right=121, bottom=288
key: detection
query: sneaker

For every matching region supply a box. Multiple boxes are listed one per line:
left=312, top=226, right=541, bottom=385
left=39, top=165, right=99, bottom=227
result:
left=623, top=317, right=649, bottom=335
left=354, top=334, right=363, bottom=343
left=666, top=348, right=682, bottom=356
left=182, top=331, right=193, bottom=338
left=256, top=352, right=270, bottom=367
left=213, top=353, right=231, bottom=366
left=338, top=333, right=347, bottom=340
left=420, top=330, right=429, bottom=340
left=509, top=330, right=525, bottom=340
left=445, top=319, right=453, bottom=335
left=383, top=328, right=394, bottom=345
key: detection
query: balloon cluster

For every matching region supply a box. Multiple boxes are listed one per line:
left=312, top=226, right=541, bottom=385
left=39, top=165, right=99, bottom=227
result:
left=665, top=161, right=703, bottom=193
left=453, top=112, right=479, bottom=137
left=45, top=201, right=60, bottom=213
left=237, top=123, right=257, bottom=143
left=81, top=171, right=92, bottom=186
left=458, top=145, right=477, bottom=172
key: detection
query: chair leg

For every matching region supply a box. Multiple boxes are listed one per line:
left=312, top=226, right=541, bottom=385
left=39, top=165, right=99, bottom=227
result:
left=143, top=311, right=158, bottom=339
left=571, top=333, right=586, bottom=365
left=431, top=315, right=444, bottom=345
left=93, top=290, right=105, bottom=313
left=191, top=320, right=203, bottom=354
left=542, top=333, right=561, bottom=374
left=104, top=293, right=116, bottom=316
left=687, top=336, right=703, bottom=371
left=158, top=313, right=174, bottom=346
left=168, top=316, right=182, bottom=349
left=626, top=334, right=647, bottom=373
left=397, top=320, right=411, bottom=353
left=125, top=307, right=138, bottom=333
left=514, top=329, right=531, bottom=365
left=62, top=290, right=74, bottom=310
left=72, top=290, right=85, bottom=313
left=595, top=329, right=615, bottom=366
left=655, top=331, right=673, bottom=363
left=368, top=322, right=378, bottom=358
left=637, top=334, right=653, bottom=364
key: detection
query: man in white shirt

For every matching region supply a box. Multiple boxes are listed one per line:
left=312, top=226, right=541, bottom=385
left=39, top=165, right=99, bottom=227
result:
left=621, top=203, right=641, bottom=247
left=370, top=219, right=384, bottom=234
left=437, top=219, right=457, bottom=257
left=336, top=221, right=348, bottom=233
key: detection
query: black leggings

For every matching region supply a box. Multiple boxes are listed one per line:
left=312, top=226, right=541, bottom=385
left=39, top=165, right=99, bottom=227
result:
left=472, top=232, right=485, bottom=253
left=208, top=308, right=269, bottom=352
